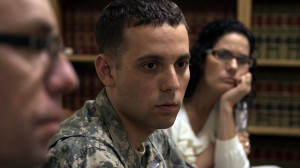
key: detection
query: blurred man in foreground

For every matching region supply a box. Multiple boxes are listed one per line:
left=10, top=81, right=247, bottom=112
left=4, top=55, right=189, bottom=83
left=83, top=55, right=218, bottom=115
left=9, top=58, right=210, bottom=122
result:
left=0, top=0, right=79, bottom=167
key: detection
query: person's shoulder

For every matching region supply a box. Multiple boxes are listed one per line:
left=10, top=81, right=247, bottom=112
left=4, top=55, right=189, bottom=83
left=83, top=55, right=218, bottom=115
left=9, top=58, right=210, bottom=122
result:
left=52, top=100, right=108, bottom=142
left=44, top=136, right=123, bottom=167
left=59, top=100, right=98, bottom=127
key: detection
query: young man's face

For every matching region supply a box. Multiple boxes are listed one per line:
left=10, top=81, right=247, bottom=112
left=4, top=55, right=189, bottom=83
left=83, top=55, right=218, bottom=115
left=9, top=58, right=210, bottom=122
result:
left=0, top=0, right=78, bottom=167
left=109, top=23, right=190, bottom=132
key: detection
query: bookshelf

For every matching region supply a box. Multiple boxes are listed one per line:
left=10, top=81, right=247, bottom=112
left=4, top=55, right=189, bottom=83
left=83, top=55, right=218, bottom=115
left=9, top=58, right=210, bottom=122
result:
left=247, top=0, right=300, bottom=167
left=247, top=125, right=300, bottom=137
left=237, top=0, right=252, bottom=28
left=257, top=59, right=300, bottom=67
left=248, top=0, right=300, bottom=132
left=68, top=55, right=96, bottom=63
left=50, top=0, right=62, bottom=36
left=52, top=0, right=300, bottom=167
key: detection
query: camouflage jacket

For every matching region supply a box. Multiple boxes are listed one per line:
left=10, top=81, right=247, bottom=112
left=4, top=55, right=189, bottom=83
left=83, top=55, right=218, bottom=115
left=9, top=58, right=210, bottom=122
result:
left=43, top=88, right=191, bottom=168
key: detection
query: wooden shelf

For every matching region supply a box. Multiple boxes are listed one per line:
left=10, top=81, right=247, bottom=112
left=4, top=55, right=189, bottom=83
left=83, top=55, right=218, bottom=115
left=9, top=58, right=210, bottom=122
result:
left=67, top=55, right=96, bottom=63
left=50, top=0, right=62, bottom=36
left=237, top=0, right=252, bottom=28
left=257, top=59, right=300, bottom=67
left=247, top=125, right=300, bottom=137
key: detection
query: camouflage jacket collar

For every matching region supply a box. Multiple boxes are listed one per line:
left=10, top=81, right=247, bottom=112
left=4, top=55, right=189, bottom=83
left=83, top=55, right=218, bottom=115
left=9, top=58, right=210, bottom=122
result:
left=95, top=88, right=141, bottom=167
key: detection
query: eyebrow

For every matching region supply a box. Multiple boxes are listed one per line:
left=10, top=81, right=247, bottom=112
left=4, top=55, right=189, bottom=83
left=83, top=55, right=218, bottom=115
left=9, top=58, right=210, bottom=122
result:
left=29, top=19, right=54, bottom=36
left=136, top=53, right=191, bottom=62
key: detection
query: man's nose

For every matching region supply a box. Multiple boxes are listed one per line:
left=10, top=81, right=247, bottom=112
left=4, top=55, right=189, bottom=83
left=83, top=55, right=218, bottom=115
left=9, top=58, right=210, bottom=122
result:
left=46, top=55, right=79, bottom=95
left=161, top=66, right=180, bottom=93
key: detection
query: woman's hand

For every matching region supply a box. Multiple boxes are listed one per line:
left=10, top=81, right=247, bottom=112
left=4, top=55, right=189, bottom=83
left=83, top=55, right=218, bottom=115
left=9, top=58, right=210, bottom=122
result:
left=220, top=72, right=252, bottom=108
left=217, top=73, right=252, bottom=141
left=237, top=131, right=251, bottom=155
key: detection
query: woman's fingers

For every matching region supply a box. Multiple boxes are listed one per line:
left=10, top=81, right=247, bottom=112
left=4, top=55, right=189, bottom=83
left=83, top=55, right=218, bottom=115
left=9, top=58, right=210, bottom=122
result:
left=238, top=131, right=251, bottom=155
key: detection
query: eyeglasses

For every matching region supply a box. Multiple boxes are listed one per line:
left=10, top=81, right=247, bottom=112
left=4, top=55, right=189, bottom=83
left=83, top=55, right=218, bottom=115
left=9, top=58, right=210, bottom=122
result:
left=206, top=49, right=253, bottom=67
left=0, top=34, right=62, bottom=61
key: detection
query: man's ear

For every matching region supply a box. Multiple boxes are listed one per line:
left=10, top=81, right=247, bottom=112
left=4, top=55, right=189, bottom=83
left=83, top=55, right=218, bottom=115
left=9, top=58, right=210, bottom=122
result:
left=95, top=54, right=115, bottom=87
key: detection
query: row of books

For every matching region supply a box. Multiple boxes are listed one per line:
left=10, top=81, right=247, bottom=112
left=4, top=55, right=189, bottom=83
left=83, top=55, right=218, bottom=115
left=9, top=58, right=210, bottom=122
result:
left=183, top=7, right=235, bottom=46
left=248, top=93, right=300, bottom=127
left=62, top=4, right=104, bottom=55
left=252, top=28, right=300, bottom=60
left=252, top=4, right=300, bottom=59
left=252, top=4, right=300, bottom=27
left=253, top=29, right=300, bottom=60
left=61, top=2, right=236, bottom=55
left=254, top=81, right=300, bottom=94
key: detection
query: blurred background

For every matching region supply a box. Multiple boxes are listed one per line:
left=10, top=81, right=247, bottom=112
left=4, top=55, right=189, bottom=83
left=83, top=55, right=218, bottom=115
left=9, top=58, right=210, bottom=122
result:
left=50, top=0, right=300, bottom=167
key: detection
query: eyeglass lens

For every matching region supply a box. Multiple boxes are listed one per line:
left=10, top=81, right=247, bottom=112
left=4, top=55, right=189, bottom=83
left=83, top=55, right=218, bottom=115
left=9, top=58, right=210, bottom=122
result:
left=213, top=49, right=252, bottom=66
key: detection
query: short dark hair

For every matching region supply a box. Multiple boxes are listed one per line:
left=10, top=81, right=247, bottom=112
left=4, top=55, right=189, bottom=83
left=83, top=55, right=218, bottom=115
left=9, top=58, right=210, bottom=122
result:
left=95, top=0, right=188, bottom=67
left=185, top=18, right=256, bottom=99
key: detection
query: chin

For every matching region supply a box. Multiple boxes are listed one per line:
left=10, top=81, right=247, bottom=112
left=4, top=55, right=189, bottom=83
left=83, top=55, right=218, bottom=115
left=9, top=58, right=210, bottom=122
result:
left=158, top=118, right=176, bottom=129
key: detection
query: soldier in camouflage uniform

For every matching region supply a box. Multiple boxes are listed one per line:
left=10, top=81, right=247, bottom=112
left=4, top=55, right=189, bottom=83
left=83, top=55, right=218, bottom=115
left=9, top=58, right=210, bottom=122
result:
left=43, top=0, right=193, bottom=167
left=44, top=88, right=193, bottom=167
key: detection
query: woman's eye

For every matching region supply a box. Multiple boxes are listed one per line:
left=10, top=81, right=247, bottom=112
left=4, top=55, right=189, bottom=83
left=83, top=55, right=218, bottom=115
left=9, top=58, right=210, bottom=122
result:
left=144, top=62, right=156, bottom=70
left=219, top=53, right=231, bottom=59
left=237, top=57, right=248, bottom=64
left=215, top=50, right=231, bottom=60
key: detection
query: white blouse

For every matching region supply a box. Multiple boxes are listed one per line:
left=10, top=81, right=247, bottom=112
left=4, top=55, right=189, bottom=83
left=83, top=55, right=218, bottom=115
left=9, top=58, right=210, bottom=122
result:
left=166, top=104, right=250, bottom=168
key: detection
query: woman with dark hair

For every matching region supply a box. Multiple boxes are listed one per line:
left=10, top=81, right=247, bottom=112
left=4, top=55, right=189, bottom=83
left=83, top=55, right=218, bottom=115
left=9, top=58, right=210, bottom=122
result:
left=166, top=19, right=256, bottom=168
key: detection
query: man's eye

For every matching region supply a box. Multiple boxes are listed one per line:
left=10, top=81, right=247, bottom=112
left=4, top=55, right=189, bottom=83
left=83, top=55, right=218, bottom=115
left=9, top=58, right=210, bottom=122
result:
left=177, top=61, right=188, bottom=69
left=144, top=62, right=156, bottom=70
